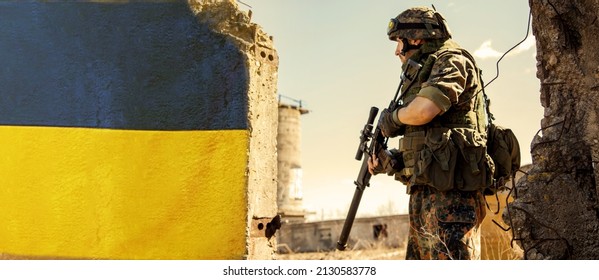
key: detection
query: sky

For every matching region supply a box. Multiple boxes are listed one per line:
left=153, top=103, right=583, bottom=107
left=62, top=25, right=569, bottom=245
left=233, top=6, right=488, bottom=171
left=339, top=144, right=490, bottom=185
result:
left=238, top=0, right=541, bottom=221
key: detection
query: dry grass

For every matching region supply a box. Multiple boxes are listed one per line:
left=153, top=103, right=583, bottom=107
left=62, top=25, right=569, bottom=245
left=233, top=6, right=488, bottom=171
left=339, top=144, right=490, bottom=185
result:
left=480, top=192, right=524, bottom=260
left=276, top=246, right=406, bottom=260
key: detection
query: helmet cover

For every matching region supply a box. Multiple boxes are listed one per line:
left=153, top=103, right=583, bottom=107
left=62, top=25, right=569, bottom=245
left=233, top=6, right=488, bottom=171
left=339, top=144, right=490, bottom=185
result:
left=387, top=6, right=451, bottom=41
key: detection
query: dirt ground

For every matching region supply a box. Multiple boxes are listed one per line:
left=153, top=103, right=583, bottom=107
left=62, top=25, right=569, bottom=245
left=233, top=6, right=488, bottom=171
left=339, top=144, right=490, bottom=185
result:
left=276, top=247, right=406, bottom=260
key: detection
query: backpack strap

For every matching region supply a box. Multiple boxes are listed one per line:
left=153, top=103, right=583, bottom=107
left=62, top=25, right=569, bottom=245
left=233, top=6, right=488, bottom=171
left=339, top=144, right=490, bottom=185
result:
left=454, top=48, right=495, bottom=126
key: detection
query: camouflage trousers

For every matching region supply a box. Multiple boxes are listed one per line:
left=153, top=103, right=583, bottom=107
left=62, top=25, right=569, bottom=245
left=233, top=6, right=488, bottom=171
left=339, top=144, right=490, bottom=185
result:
left=406, top=186, right=486, bottom=260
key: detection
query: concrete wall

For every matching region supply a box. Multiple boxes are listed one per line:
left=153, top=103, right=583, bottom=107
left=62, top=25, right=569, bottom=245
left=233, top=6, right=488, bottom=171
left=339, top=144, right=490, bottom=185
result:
left=0, top=0, right=278, bottom=260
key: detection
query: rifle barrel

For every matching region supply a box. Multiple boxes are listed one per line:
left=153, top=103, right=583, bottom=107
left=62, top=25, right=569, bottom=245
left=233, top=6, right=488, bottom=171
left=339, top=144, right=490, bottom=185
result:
left=336, top=185, right=364, bottom=251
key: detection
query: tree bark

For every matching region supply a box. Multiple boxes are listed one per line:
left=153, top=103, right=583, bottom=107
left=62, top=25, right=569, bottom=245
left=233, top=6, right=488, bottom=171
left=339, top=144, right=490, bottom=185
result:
left=508, top=0, right=599, bottom=259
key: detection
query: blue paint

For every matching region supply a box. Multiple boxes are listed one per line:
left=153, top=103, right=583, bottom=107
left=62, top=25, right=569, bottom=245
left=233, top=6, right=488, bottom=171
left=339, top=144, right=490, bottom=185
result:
left=0, top=2, right=249, bottom=130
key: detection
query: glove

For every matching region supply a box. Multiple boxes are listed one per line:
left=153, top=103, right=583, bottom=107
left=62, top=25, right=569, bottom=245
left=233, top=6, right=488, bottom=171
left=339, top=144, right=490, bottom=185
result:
left=369, top=147, right=404, bottom=176
left=378, top=108, right=404, bottom=137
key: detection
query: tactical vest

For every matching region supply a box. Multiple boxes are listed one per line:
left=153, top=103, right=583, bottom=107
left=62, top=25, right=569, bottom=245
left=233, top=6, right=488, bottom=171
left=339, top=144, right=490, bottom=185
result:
left=396, top=40, right=495, bottom=193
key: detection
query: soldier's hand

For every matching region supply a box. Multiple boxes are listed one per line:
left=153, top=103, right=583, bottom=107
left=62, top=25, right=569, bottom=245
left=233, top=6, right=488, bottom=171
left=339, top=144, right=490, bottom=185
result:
left=368, top=153, right=380, bottom=175
left=369, top=148, right=404, bottom=176
left=378, top=108, right=404, bottom=137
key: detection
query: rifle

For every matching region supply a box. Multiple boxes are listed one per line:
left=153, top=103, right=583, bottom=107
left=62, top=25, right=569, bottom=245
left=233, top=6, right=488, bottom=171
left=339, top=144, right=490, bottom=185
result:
left=336, top=59, right=422, bottom=251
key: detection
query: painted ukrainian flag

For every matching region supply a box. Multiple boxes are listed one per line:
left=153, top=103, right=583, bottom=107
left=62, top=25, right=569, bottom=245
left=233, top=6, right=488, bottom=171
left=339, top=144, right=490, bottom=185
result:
left=0, top=2, right=249, bottom=259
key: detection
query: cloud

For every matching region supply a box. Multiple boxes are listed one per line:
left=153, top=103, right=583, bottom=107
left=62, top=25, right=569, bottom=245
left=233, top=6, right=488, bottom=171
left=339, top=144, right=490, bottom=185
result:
left=473, top=40, right=503, bottom=59
left=473, top=36, right=536, bottom=60
left=515, top=35, right=536, bottom=53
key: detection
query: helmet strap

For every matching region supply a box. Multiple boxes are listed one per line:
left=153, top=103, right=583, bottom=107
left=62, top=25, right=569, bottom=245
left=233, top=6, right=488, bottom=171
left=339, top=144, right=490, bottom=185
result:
left=400, top=38, right=422, bottom=56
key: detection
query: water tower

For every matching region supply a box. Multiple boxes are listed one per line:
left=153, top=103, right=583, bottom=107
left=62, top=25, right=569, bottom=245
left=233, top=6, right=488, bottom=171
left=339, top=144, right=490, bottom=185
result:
left=277, top=95, right=309, bottom=223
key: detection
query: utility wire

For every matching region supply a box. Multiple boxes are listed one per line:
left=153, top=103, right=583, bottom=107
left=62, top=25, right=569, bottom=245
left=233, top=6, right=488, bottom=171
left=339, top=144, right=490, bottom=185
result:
left=484, top=8, right=533, bottom=89
left=237, top=0, right=252, bottom=9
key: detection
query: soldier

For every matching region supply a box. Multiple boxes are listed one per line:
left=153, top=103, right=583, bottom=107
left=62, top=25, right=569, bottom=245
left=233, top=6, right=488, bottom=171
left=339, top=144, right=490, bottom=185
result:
left=368, top=6, right=492, bottom=260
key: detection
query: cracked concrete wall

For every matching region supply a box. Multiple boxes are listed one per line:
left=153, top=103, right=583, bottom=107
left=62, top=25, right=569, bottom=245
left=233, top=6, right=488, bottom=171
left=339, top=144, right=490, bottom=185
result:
left=508, top=0, right=599, bottom=259
left=0, top=0, right=278, bottom=259
left=189, top=0, right=279, bottom=260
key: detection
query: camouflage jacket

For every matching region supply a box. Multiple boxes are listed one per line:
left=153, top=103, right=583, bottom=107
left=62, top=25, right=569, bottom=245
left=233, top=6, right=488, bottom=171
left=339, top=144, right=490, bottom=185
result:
left=400, top=38, right=486, bottom=134
left=396, top=39, right=494, bottom=192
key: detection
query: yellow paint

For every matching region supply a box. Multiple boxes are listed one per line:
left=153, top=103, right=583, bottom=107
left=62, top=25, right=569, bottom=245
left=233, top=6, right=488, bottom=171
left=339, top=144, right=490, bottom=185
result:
left=0, top=126, right=249, bottom=259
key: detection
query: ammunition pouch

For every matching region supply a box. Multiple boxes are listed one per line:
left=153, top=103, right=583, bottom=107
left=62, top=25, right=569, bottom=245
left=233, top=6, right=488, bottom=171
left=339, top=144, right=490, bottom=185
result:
left=396, top=127, right=495, bottom=193
left=395, top=131, right=426, bottom=184
left=450, top=128, right=495, bottom=191
left=412, top=127, right=456, bottom=191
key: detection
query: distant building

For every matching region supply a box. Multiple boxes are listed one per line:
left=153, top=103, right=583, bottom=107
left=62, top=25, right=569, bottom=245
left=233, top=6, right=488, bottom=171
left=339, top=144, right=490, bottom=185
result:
left=277, top=215, right=409, bottom=253
left=277, top=95, right=310, bottom=224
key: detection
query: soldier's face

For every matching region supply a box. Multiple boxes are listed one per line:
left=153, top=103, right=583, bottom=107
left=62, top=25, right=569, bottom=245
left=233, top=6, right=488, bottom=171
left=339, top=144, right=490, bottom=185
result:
left=394, top=38, right=408, bottom=64
left=394, top=38, right=422, bottom=64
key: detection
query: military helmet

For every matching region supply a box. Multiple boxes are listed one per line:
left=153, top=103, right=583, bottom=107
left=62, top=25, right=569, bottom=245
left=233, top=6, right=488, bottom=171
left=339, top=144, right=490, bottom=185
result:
left=387, top=6, right=452, bottom=41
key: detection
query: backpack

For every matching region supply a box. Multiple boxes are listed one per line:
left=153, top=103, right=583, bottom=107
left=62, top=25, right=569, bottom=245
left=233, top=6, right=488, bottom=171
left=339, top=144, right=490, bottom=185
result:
left=485, top=121, right=521, bottom=195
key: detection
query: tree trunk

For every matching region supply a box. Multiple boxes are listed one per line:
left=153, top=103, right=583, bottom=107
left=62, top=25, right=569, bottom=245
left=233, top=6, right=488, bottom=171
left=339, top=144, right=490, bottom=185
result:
left=508, top=0, right=599, bottom=259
